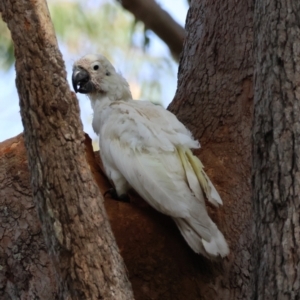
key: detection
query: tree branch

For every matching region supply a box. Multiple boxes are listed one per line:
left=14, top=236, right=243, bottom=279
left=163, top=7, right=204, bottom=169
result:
left=0, top=0, right=134, bottom=299
left=118, top=0, right=185, bottom=60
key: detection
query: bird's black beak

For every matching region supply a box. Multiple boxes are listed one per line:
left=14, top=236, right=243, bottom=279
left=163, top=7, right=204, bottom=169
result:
left=72, top=66, right=95, bottom=94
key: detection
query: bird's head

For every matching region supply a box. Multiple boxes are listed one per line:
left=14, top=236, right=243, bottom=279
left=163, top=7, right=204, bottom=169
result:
left=72, top=54, right=132, bottom=101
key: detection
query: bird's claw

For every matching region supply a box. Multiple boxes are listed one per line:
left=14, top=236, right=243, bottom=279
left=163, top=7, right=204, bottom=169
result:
left=104, top=188, right=130, bottom=203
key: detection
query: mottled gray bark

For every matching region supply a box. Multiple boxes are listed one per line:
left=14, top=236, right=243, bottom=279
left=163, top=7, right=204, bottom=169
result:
left=169, top=0, right=254, bottom=299
left=253, top=0, right=300, bottom=299
left=0, top=0, right=134, bottom=299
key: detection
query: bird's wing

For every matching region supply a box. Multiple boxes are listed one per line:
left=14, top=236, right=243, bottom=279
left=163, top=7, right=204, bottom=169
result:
left=106, top=101, right=222, bottom=206
left=101, top=136, right=214, bottom=241
left=102, top=100, right=223, bottom=207
left=99, top=100, right=227, bottom=253
left=107, top=100, right=200, bottom=151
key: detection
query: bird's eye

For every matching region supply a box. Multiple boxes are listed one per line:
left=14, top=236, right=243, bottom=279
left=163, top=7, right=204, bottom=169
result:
left=93, top=65, right=99, bottom=70
left=106, top=71, right=110, bottom=76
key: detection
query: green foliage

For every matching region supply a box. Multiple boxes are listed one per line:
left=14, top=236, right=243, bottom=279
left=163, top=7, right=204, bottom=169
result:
left=49, top=0, right=134, bottom=58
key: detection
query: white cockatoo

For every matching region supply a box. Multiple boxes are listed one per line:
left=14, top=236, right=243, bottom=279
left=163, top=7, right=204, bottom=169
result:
left=72, top=54, right=229, bottom=258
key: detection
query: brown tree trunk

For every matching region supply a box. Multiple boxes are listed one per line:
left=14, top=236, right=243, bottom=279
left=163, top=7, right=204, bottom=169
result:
left=253, top=0, right=300, bottom=299
left=0, top=1, right=134, bottom=299
left=0, top=135, right=59, bottom=299
left=169, top=0, right=254, bottom=299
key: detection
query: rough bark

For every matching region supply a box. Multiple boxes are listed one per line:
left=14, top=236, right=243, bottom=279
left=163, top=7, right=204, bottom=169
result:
left=118, top=0, right=185, bottom=60
left=253, top=0, right=300, bottom=299
left=0, top=1, right=133, bottom=299
left=169, top=0, right=254, bottom=299
left=0, top=135, right=58, bottom=299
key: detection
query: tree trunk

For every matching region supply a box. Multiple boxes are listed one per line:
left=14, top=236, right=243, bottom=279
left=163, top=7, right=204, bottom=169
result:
left=169, top=0, right=254, bottom=299
left=0, top=1, right=134, bottom=299
left=0, top=135, right=58, bottom=299
left=253, top=0, right=300, bottom=299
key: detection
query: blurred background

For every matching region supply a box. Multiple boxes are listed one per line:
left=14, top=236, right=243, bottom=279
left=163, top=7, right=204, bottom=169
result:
left=0, top=0, right=188, bottom=146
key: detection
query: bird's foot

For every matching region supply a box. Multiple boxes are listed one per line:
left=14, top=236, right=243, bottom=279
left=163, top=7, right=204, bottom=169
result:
left=104, top=188, right=130, bottom=203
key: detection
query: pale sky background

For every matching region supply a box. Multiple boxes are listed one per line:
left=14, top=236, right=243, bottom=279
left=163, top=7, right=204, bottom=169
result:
left=0, top=0, right=188, bottom=143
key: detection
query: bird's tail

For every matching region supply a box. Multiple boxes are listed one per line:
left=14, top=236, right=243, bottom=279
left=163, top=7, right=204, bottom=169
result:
left=174, top=217, right=229, bottom=258
left=176, top=146, right=229, bottom=258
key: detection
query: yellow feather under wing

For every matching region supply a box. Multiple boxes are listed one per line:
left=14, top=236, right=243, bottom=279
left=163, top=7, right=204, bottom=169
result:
left=174, top=146, right=229, bottom=257
left=177, top=146, right=204, bottom=202
left=178, top=147, right=223, bottom=206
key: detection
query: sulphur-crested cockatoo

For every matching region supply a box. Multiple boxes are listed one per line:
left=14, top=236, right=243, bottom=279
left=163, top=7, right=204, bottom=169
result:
left=72, top=54, right=229, bottom=258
